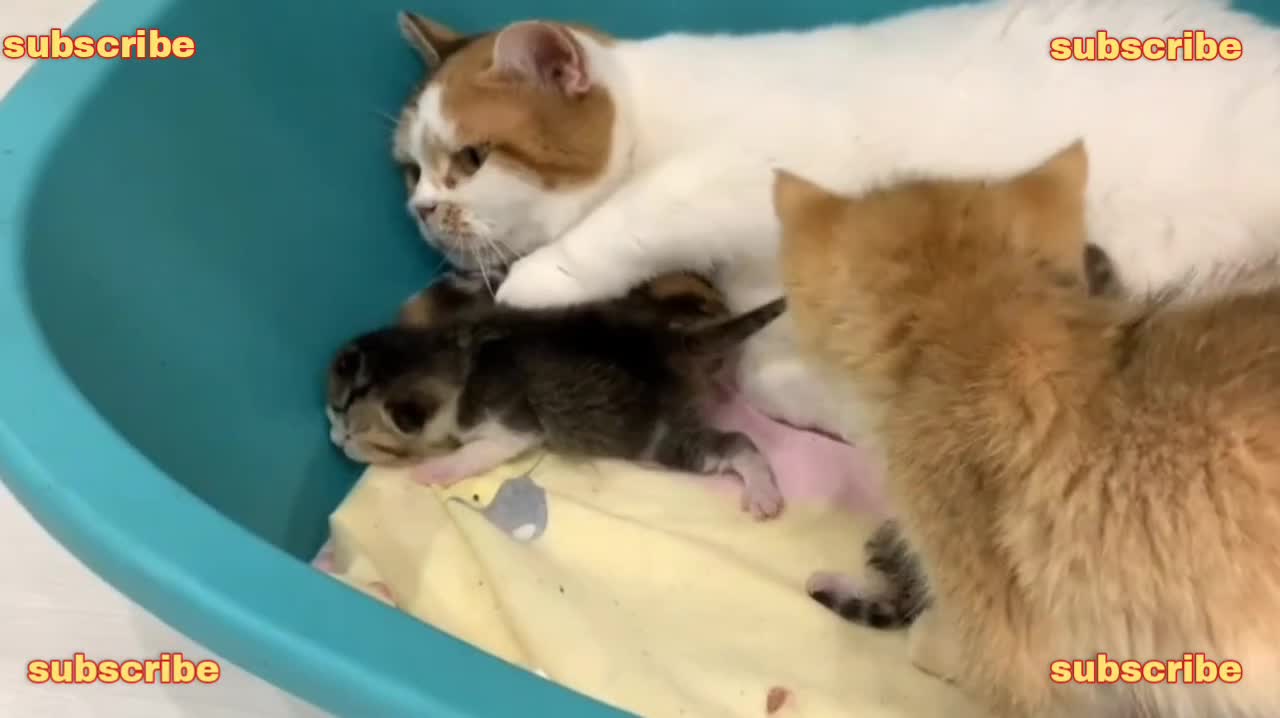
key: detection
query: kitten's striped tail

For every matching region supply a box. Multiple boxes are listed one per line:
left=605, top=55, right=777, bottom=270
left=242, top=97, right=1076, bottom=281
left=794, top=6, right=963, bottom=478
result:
left=807, top=520, right=931, bottom=630
left=806, top=575, right=926, bottom=629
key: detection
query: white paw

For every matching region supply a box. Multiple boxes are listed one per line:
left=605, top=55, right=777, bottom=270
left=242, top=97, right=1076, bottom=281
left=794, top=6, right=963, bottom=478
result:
left=494, top=251, right=593, bottom=309
left=742, top=480, right=785, bottom=520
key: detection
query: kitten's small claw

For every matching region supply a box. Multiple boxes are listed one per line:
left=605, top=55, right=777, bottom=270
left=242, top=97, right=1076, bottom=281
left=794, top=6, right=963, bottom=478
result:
left=742, top=482, right=785, bottom=520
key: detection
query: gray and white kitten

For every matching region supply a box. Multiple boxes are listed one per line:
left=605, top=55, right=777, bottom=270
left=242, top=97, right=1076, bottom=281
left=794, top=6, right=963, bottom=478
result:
left=326, top=281, right=788, bottom=519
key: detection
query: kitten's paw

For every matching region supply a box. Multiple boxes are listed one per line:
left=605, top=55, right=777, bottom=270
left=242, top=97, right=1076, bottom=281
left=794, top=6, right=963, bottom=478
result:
left=410, top=460, right=467, bottom=487
left=741, top=480, right=785, bottom=520
left=495, top=251, right=593, bottom=309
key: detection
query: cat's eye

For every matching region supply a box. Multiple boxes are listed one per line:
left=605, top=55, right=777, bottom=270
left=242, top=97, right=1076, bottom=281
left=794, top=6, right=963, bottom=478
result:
left=400, top=162, right=421, bottom=186
left=385, top=399, right=429, bottom=433
left=453, top=144, right=490, bottom=176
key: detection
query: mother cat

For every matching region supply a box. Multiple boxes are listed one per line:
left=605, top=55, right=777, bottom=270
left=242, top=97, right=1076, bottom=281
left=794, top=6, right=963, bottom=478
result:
left=392, top=0, right=1280, bottom=437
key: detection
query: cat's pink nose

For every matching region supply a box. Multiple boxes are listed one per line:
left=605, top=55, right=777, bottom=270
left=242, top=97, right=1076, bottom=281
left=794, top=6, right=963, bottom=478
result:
left=415, top=202, right=438, bottom=222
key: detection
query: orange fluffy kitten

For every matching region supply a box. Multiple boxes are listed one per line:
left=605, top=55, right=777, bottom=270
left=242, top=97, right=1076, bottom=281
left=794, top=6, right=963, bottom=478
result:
left=774, top=141, right=1280, bottom=718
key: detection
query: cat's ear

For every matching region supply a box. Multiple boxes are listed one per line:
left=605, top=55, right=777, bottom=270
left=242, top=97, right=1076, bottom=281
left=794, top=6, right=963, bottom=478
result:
left=398, top=11, right=463, bottom=70
left=488, top=21, right=592, bottom=97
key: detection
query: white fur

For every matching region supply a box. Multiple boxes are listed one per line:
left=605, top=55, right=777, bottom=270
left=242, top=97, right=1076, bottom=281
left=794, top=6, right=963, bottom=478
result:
left=407, top=75, right=630, bottom=269
left=411, top=0, right=1280, bottom=440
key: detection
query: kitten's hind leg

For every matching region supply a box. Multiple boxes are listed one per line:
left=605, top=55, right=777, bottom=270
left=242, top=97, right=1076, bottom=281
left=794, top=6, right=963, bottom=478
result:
left=806, top=520, right=931, bottom=629
left=651, top=426, right=784, bottom=520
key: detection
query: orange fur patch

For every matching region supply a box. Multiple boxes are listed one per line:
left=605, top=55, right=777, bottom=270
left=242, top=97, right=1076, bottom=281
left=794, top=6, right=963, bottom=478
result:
left=400, top=15, right=616, bottom=191
left=774, top=141, right=1280, bottom=717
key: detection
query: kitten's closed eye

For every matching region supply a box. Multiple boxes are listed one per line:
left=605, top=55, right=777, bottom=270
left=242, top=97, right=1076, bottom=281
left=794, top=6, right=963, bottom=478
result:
left=385, top=398, right=431, bottom=433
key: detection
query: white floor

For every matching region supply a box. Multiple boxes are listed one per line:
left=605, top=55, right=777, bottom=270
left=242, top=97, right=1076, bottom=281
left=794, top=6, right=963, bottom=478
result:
left=1, top=1, right=329, bottom=715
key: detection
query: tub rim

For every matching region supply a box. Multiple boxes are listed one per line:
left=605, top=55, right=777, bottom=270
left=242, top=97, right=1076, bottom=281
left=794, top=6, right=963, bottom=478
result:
left=0, top=1, right=629, bottom=716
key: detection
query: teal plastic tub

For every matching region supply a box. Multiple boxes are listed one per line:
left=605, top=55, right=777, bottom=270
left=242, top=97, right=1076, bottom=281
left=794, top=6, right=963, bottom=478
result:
left=3, top=0, right=1275, bottom=716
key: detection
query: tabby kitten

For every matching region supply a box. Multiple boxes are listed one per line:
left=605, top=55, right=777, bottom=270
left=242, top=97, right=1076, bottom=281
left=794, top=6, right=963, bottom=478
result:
left=775, top=140, right=1280, bottom=718
left=327, top=272, right=787, bottom=518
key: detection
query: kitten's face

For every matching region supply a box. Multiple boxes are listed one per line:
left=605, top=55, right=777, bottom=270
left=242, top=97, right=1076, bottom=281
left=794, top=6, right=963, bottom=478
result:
left=325, top=329, right=466, bottom=466
left=393, top=13, right=622, bottom=270
left=775, top=140, right=1091, bottom=402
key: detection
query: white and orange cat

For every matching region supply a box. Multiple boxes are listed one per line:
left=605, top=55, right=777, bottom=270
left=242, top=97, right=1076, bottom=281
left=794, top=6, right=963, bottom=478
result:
left=775, top=140, right=1280, bottom=717
left=391, top=1, right=1280, bottom=437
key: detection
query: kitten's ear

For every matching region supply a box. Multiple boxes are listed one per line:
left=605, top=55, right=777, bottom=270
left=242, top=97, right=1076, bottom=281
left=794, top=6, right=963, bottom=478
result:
left=488, top=21, right=592, bottom=96
left=1010, top=139, right=1092, bottom=280
left=1019, top=139, right=1088, bottom=196
left=331, top=345, right=364, bottom=381
left=772, top=169, right=840, bottom=225
left=398, top=11, right=462, bottom=70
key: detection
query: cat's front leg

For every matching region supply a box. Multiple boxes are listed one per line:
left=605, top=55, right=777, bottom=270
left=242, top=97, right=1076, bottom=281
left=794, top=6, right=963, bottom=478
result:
left=496, top=151, right=771, bottom=309
left=493, top=242, right=614, bottom=309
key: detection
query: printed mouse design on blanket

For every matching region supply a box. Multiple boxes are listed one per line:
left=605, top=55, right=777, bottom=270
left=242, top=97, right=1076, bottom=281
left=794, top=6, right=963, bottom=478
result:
left=451, top=472, right=550, bottom=543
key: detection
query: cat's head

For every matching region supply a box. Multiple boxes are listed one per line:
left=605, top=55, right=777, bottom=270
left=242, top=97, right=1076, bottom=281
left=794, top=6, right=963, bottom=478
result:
left=326, top=325, right=471, bottom=465
left=774, top=139, right=1093, bottom=409
left=392, top=12, right=631, bottom=271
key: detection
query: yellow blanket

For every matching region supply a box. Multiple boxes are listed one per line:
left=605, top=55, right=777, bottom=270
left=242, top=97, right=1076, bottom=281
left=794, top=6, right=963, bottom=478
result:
left=316, top=453, right=988, bottom=718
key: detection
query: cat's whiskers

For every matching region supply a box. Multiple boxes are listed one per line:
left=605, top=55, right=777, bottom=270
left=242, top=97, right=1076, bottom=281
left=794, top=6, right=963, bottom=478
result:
left=472, top=248, right=497, bottom=299
left=370, top=108, right=400, bottom=129
left=480, top=235, right=515, bottom=271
